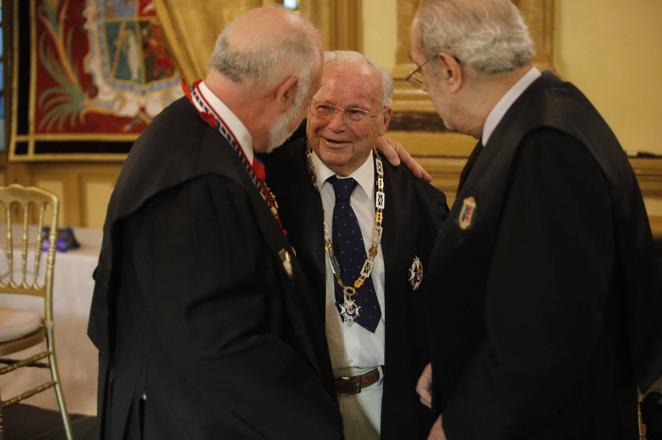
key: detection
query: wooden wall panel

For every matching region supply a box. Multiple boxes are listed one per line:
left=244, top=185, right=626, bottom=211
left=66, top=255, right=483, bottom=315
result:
left=80, top=176, right=115, bottom=228
left=4, top=162, right=121, bottom=227
left=31, top=177, right=66, bottom=226
left=2, top=157, right=660, bottom=237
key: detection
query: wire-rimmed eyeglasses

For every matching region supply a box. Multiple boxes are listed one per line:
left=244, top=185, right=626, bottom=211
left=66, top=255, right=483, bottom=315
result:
left=405, top=55, right=438, bottom=89
left=310, top=101, right=384, bottom=125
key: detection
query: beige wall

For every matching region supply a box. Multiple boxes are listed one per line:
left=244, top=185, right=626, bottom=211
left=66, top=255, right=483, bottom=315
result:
left=555, top=0, right=662, bottom=155
left=554, top=0, right=662, bottom=220
left=362, top=0, right=398, bottom=71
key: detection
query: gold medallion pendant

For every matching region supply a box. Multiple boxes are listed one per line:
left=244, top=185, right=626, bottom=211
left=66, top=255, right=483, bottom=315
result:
left=339, top=285, right=361, bottom=324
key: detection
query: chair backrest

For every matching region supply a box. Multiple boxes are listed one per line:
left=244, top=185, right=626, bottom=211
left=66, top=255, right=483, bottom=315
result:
left=0, top=184, right=60, bottom=321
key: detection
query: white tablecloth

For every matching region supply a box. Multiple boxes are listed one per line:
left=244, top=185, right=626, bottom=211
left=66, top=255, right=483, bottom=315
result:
left=0, top=227, right=101, bottom=415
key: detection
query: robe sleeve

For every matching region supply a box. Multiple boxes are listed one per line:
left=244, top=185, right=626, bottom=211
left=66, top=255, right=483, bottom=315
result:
left=443, top=129, right=615, bottom=439
left=127, top=174, right=341, bottom=439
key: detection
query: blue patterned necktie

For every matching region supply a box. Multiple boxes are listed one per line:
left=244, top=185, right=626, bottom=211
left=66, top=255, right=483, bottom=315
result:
left=329, top=176, right=382, bottom=332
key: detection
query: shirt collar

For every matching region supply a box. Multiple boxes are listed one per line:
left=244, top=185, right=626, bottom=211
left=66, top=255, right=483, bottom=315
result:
left=481, top=66, right=541, bottom=146
left=199, top=81, right=254, bottom=163
left=312, top=150, right=375, bottom=200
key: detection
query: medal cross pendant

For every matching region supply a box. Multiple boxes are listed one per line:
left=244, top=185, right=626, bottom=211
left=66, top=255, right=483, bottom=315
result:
left=339, top=300, right=361, bottom=325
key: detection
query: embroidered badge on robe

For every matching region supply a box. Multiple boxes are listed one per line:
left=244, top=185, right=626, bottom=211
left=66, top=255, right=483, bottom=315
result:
left=408, top=256, right=424, bottom=291
left=458, top=196, right=477, bottom=231
left=279, top=248, right=294, bottom=280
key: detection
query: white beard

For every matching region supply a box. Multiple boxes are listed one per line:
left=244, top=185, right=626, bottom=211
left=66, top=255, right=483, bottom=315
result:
left=266, top=79, right=310, bottom=152
left=266, top=105, right=301, bottom=152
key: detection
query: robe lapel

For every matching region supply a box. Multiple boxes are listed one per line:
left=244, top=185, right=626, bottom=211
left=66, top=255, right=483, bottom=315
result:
left=235, top=157, right=328, bottom=372
left=380, top=163, right=400, bottom=293
left=282, top=177, right=327, bottom=317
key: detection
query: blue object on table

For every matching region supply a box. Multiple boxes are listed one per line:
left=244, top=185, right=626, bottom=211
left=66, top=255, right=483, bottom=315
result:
left=42, top=226, right=80, bottom=252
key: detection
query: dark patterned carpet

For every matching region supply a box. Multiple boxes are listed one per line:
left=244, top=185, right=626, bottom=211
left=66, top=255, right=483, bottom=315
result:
left=3, top=404, right=96, bottom=440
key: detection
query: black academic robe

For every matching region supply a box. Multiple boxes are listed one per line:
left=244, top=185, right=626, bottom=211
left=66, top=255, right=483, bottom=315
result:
left=88, top=97, right=342, bottom=439
left=427, top=71, right=662, bottom=439
left=265, top=128, right=449, bottom=439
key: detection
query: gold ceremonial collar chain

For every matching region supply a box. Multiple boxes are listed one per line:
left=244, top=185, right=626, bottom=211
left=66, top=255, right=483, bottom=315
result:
left=305, top=145, right=385, bottom=307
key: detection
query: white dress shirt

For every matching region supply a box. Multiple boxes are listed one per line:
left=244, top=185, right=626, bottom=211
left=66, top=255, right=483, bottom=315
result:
left=311, top=150, right=386, bottom=370
left=482, top=66, right=542, bottom=146
left=198, top=81, right=254, bottom=162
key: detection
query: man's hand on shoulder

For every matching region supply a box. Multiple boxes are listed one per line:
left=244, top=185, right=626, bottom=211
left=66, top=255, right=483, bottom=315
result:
left=375, top=136, right=432, bottom=182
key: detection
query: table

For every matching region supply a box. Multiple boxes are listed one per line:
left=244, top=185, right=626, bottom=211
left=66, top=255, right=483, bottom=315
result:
left=0, top=227, right=101, bottom=415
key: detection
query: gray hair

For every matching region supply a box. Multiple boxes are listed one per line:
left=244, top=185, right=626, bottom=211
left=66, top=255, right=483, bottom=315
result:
left=417, top=0, right=535, bottom=74
left=323, top=50, right=394, bottom=108
left=209, top=21, right=320, bottom=91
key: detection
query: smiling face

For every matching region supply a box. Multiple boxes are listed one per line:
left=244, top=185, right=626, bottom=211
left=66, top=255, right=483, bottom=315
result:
left=306, top=61, right=390, bottom=176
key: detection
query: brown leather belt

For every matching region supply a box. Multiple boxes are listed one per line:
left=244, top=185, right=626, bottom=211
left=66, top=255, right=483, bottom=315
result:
left=334, top=368, right=381, bottom=395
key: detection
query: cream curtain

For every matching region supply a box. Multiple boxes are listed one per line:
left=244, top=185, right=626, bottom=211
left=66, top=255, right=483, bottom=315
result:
left=154, top=0, right=363, bottom=84
left=153, top=0, right=273, bottom=84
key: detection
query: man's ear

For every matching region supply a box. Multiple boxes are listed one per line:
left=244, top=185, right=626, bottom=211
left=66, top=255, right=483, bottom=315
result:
left=438, top=52, right=463, bottom=93
left=379, top=107, right=393, bottom=136
left=275, top=75, right=299, bottom=111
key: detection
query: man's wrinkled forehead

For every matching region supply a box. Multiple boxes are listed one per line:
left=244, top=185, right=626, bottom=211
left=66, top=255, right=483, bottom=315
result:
left=316, top=62, right=382, bottom=106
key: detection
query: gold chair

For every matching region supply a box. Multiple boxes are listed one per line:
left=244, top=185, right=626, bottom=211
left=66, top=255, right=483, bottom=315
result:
left=0, top=184, right=73, bottom=440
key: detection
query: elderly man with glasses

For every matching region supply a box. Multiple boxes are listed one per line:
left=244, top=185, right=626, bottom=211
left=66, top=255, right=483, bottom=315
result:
left=266, top=50, right=449, bottom=440
left=408, top=1, right=662, bottom=439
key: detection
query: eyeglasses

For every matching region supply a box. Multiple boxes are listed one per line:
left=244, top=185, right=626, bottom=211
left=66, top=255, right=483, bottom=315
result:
left=310, top=101, right=383, bottom=125
left=406, top=54, right=461, bottom=89
left=405, top=55, right=437, bottom=89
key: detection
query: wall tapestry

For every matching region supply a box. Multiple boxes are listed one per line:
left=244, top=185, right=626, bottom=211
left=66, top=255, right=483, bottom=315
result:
left=9, top=0, right=183, bottom=161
